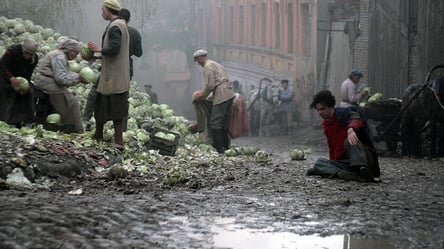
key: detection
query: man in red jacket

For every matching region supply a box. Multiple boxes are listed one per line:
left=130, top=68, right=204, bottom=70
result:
left=307, top=90, right=380, bottom=182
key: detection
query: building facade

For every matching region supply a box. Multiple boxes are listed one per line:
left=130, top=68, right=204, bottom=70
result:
left=194, top=0, right=444, bottom=122
left=194, top=0, right=321, bottom=122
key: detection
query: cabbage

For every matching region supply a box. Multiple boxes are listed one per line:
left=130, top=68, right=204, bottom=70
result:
left=41, top=28, right=54, bottom=40
left=155, top=132, right=167, bottom=139
left=80, top=44, right=94, bottom=58
left=79, top=67, right=96, bottom=83
left=46, top=113, right=61, bottom=124
left=23, top=20, right=34, bottom=31
left=136, top=132, right=150, bottom=143
left=159, top=104, right=170, bottom=111
left=255, top=150, right=269, bottom=162
left=224, top=148, right=238, bottom=157
left=5, top=19, right=18, bottom=28
left=162, top=109, right=175, bottom=118
left=69, top=61, right=82, bottom=73
left=290, top=149, right=305, bottom=160
left=0, top=22, right=7, bottom=33
left=15, top=77, right=29, bottom=92
left=165, top=133, right=176, bottom=142
left=368, top=93, right=383, bottom=103
left=13, top=23, right=26, bottom=34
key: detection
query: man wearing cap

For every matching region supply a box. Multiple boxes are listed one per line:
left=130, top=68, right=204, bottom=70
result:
left=194, top=50, right=235, bottom=154
left=88, top=0, right=130, bottom=149
left=340, top=69, right=368, bottom=108
left=144, top=84, right=158, bottom=104
left=0, top=38, right=39, bottom=127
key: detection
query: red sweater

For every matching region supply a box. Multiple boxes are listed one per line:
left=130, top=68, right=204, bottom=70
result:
left=323, top=112, right=363, bottom=160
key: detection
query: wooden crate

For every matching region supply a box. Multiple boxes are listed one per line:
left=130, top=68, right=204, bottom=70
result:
left=149, top=127, right=180, bottom=156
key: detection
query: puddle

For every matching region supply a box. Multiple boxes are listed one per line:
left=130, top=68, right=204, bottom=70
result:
left=212, top=218, right=397, bottom=249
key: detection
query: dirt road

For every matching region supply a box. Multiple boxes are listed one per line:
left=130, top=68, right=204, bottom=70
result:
left=1, top=128, right=443, bottom=249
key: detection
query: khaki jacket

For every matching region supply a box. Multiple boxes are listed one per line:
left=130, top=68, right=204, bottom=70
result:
left=97, top=19, right=130, bottom=95
left=34, top=49, right=76, bottom=94
left=202, top=60, right=234, bottom=105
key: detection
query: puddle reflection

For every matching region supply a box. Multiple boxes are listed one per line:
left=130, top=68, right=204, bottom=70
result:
left=212, top=218, right=396, bottom=249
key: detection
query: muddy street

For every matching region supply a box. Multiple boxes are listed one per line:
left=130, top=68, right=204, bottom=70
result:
left=1, top=128, right=443, bottom=249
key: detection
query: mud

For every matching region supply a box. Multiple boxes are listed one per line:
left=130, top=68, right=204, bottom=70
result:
left=1, top=127, right=443, bottom=249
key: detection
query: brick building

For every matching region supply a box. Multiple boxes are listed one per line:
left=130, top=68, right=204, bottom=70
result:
left=193, top=0, right=444, bottom=122
left=194, top=0, right=322, bottom=122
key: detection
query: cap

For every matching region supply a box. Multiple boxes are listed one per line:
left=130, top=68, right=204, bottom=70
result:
left=351, top=69, right=363, bottom=78
left=193, top=49, right=208, bottom=60
left=104, top=0, right=121, bottom=11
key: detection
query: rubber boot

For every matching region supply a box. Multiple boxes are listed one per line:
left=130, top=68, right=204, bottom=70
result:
left=212, top=129, right=224, bottom=154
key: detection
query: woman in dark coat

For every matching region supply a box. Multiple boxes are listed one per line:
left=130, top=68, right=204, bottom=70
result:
left=0, top=38, right=39, bottom=127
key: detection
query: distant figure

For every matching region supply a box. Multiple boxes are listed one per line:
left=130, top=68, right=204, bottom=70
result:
left=0, top=38, right=39, bottom=127
left=232, top=80, right=243, bottom=95
left=34, top=39, right=88, bottom=132
left=306, top=90, right=380, bottom=182
left=340, top=69, right=368, bottom=108
left=88, top=0, right=130, bottom=150
left=144, top=84, right=159, bottom=104
left=193, top=49, right=235, bottom=154
left=119, top=8, right=143, bottom=80
left=277, top=79, right=295, bottom=135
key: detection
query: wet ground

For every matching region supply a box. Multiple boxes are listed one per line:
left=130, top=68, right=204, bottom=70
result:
left=1, top=127, right=443, bottom=249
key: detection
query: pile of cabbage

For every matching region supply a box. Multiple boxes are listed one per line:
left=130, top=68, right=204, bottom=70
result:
left=0, top=16, right=271, bottom=188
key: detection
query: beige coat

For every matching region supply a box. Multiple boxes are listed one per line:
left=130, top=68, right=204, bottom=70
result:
left=34, top=50, right=74, bottom=94
left=202, top=60, right=235, bottom=105
left=97, top=19, right=130, bottom=95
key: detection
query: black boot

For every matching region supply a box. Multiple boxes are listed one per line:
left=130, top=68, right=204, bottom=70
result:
left=212, top=129, right=224, bottom=154
left=222, top=129, right=230, bottom=151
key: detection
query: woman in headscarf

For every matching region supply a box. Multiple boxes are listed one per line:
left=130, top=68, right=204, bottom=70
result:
left=34, top=39, right=87, bottom=133
left=0, top=38, right=39, bottom=127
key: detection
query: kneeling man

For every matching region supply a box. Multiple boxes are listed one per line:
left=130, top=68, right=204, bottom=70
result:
left=307, top=90, right=380, bottom=182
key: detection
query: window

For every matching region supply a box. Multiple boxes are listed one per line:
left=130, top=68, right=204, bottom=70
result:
left=239, top=5, right=244, bottom=44
left=274, top=2, right=280, bottom=49
left=287, top=3, right=294, bottom=53
left=261, top=2, right=266, bottom=47
left=225, top=5, right=234, bottom=43
left=251, top=4, right=256, bottom=46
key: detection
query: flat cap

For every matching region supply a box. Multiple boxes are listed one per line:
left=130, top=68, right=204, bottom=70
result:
left=351, top=69, right=363, bottom=78
left=193, top=49, right=208, bottom=59
left=104, top=0, right=121, bottom=11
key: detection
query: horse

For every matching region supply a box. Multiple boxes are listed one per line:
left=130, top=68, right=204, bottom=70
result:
left=401, top=65, right=444, bottom=158
left=247, top=79, right=280, bottom=136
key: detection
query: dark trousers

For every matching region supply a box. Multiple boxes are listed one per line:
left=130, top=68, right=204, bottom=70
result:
left=210, top=99, right=233, bottom=153
left=209, top=99, right=232, bottom=130
left=83, top=79, right=99, bottom=121
left=309, top=140, right=376, bottom=178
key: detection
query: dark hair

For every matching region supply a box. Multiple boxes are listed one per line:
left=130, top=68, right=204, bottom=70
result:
left=310, top=90, right=336, bottom=109
left=144, top=84, right=152, bottom=88
left=106, top=7, right=120, bottom=16
left=120, top=8, right=131, bottom=22
left=281, top=79, right=289, bottom=84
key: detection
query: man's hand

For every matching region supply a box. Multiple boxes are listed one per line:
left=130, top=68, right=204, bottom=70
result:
left=360, top=89, right=369, bottom=95
left=10, top=77, right=19, bottom=88
left=78, top=74, right=89, bottom=84
left=87, top=42, right=101, bottom=52
left=347, top=128, right=359, bottom=145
